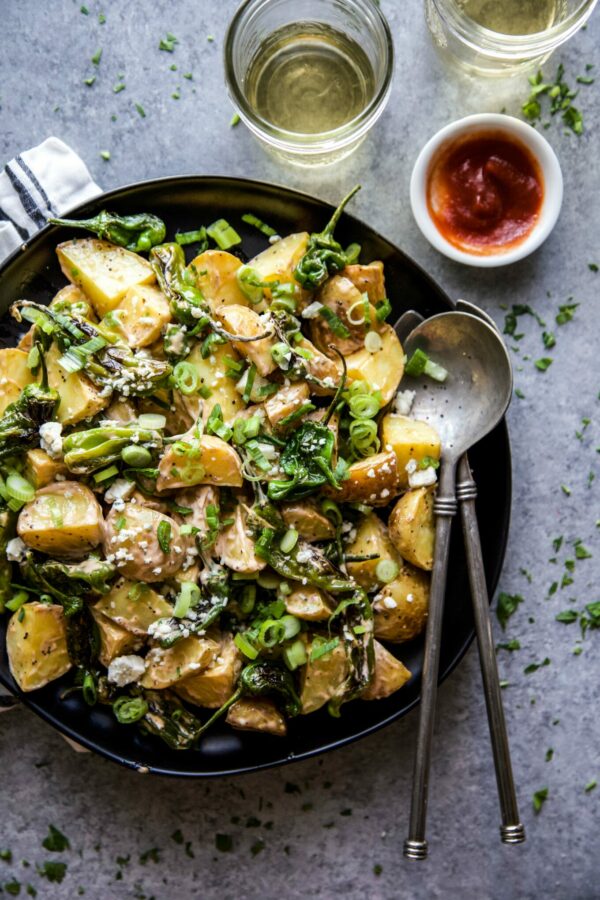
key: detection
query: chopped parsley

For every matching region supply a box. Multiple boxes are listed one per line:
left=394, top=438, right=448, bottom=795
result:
left=99, top=13, right=106, bottom=24
left=534, top=357, right=553, bottom=372
left=113, top=83, right=126, bottom=94
left=139, top=848, right=160, bottom=864
left=555, top=610, right=578, bottom=624
left=585, top=779, right=597, bottom=793
left=215, top=834, right=233, bottom=852
left=496, top=592, right=524, bottom=630
left=171, top=829, right=183, bottom=845
left=532, top=787, right=548, bottom=814
left=159, top=33, right=178, bottom=52
left=42, top=825, right=70, bottom=853
left=545, top=748, right=554, bottom=762
left=373, top=864, right=383, bottom=876
left=100, top=150, right=111, bottom=161
left=135, top=103, right=146, bottom=118
left=556, top=302, right=578, bottom=325
left=524, top=657, right=550, bottom=674
left=230, top=112, right=241, bottom=127
left=560, top=484, right=571, bottom=496
left=91, top=48, right=102, bottom=65
left=3, top=879, right=21, bottom=896
left=496, top=638, right=521, bottom=651
left=0, top=850, right=12, bottom=862
left=250, top=839, right=265, bottom=856
left=36, top=861, right=67, bottom=884
left=84, top=76, right=96, bottom=86
left=589, top=263, right=598, bottom=273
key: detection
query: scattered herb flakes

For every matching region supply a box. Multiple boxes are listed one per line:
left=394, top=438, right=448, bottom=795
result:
left=589, top=263, right=598, bottom=273
left=301, top=802, right=313, bottom=812
left=520, top=567, right=533, bottom=583
left=245, top=817, right=261, bottom=828
left=545, top=748, right=554, bottom=762
left=515, top=388, right=525, bottom=399
left=185, top=842, right=194, bottom=859
left=3, top=879, right=21, bottom=896
left=553, top=536, right=563, bottom=553
left=556, top=610, right=578, bottom=624
left=159, top=33, right=178, bottom=52
left=560, top=484, right=571, bottom=496
left=373, top=864, right=383, bottom=876
left=215, top=834, right=232, bottom=853
left=496, top=592, right=524, bottom=630
left=91, top=48, right=102, bottom=65
left=0, top=850, right=12, bottom=862
left=99, top=13, right=106, bottom=24
left=574, top=540, right=592, bottom=559
left=207, top=35, right=215, bottom=42
left=340, top=808, right=353, bottom=817
left=230, top=112, right=241, bottom=127
left=534, top=357, right=553, bottom=372
left=496, top=638, right=521, bottom=651
left=548, top=581, right=558, bottom=596
left=116, top=855, right=130, bottom=868
left=135, top=103, right=146, bottom=118
left=172, top=89, right=181, bottom=100
left=170, top=63, right=178, bottom=71
left=504, top=304, right=545, bottom=338
left=171, top=829, right=184, bottom=845
left=84, top=76, right=96, bottom=86
left=542, top=331, right=556, bottom=349
left=573, top=646, right=583, bottom=656
left=585, top=779, right=597, bottom=793
left=285, top=782, right=301, bottom=794
left=113, top=82, right=126, bottom=93
left=183, top=72, right=193, bottom=80
left=100, top=150, right=111, bottom=161
left=524, top=657, right=550, bottom=675
left=499, top=680, right=510, bottom=689
left=42, top=825, right=70, bottom=853
left=37, top=861, right=67, bottom=884
left=556, top=302, right=578, bottom=325
left=139, top=848, right=160, bottom=865
left=26, top=886, right=37, bottom=898
left=532, top=787, right=549, bottom=814
left=80, top=4, right=89, bottom=12
left=250, top=839, right=265, bottom=857
left=522, top=63, right=590, bottom=135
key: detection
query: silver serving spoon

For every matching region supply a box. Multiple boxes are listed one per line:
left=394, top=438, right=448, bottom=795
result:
left=396, top=306, right=525, bottom=854
left=395, top=311, right=521, bottom=860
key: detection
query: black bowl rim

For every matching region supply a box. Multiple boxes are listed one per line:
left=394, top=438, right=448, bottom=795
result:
left=0, top=174, right=511, bottom=777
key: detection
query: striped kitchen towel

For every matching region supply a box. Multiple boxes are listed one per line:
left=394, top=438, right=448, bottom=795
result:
left=0, top=136, right=102, bottom=264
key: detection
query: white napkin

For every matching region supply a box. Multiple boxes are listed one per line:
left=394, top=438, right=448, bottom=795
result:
left=0, top=136, right=102, bottom=264
left=0, top=138, right=101, bottom=712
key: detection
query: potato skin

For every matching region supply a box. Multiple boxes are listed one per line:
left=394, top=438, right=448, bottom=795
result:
left=281, top=501, right=335, bottom=542
left=300, top=638, right=348, bottom=714
left=189, top=249, right=248, bottom=310
left=341, top=261, right=386, bottom=304
left=17, top=482, right=103, bottom=558
left=372, top=564, right=430, bottom=643
left=94, top=579, right=173, bottom=635
left=103, top=504, right=184, bottom=582
left=176, top=633, right=242, bottom=708
left=157, top=434, right=243, bottom=491
left=141, top=633, right=220, bottom=690
left=345, top=324, right=404, bottom=405
left=215, top=304, right=277, bottom=377
left=226, top=697, right=287, bottom=736
left=91, top=607, right=139, bottom=667
left=0, top=348, right=35, bottom=415
left=310, top=275, right=377, bottom=356
left=346, top=512, right=402, bottom=592
left=6, top=603, right=71, bottom=692
left=380, top=415, right=441, bottom=490
left=215, top=503, right=266, bottom=574
left=361, top=640, right=411, bottom=700
left=284, top=585, right=333, bottom=622
left=323, top=450, right=398, bottom=507
left=388, top=487, right=435, bottom=571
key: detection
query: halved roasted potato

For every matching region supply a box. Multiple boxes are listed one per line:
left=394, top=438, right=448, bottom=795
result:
left=388, top=487, right=435, bottom=570
left=177, top=341, right=246, bottom=425
left=45, top=343, right=109, bottom=425
left=247, top=232, right=309, bottom=292
left=50, top=283, right=92, bottom=315
left=176, top=633, right=241, bottom=708
left=56, top=238, right=155, bottom=317
left=281, top=500, right=335, bottom=542
left=189, top=249, right=248, bottom=309
left=346, top=512, right=402, bottom=591
left=103, top=504, right=184, bottom=582
left=24, top=449, right=68, bottom=489
left=264, top=382, right=310, bottom=430
left=141, top=633, right=220, bottom=689
left=346, top=324, right=404, bottom=404
left=284, top=585, right=333, bottom=622
left=214, top=304, right=277, bottom=377
left=341, top=261, right=386, bottom=304
left=90, top=606, right=139, bottom=667
left=299, top=636, right=348, bottom=714
left=323, top=450, right=398, bottom=507
left=107, top=283, right=171, bottom=348
left=372, top=564, right=430, bottom=643
left=226, top=697, right=287, bottom=736
left=380, top=415, right=441, bottom=490
left=296, top=337, right=341, bottom=395
left=310, top=275, right=378, bottom=356
left=17, top=482, right=103, bottom=557
left=215, top=503, right=266, bottom=574
left=361, top=640, right=411, bottom=700
left=0, top=349, right=35, bottom=415
left=157, top=434, right=243, bottom=491
left=6, top=603, right=71, bottom=692
left=94, top=578, right=173, bottom=634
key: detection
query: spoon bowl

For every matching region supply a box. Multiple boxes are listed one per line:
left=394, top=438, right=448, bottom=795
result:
left=402, top=312, right=513, bottom=463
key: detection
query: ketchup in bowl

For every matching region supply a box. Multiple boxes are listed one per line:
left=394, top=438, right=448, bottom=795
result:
left=426, top=131, right=543, bottom=255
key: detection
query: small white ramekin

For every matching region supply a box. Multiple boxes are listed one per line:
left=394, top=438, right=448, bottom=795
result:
left=410, top=113, right=563, bottom=267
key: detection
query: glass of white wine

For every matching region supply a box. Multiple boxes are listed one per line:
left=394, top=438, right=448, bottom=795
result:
left=224, top=0, right=394, bottom=166
left=425, top=0, right=598, bottom=76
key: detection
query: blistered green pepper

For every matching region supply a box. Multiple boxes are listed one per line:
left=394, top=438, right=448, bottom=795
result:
left=293, top=185, right=361, bottom=290
left=48, top=210, right=166, bottom=252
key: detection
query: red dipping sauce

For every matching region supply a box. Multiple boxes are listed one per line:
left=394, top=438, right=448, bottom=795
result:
left=426, top=131, right=544, bottom=255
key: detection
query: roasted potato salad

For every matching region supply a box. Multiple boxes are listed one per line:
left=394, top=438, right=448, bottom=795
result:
left=1, top=195, right=442, bottom=749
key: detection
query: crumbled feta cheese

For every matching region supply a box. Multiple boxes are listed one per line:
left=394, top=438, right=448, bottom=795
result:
left=383, top=596, right=397, bottom=610
left=406, top=592, right=414, bottom=603
left=393, top=389, right=416, bottom=416
left=107, top=654, right=146, bottom=687
left=380, top=488, right=390, bottom=498
left=405, top=458, right=418, bottom=474
left=39, top=421, right=63, bottom=459
left=268, top=234, right=282, bottom=245
left=301, top=301, right=323, bottom=319
left=408, top=467, right=438, bottom=489
left=296, top=548, right=313, bottom=564
left=367, top=468, right=376, bottom=478
left=6, top=537, right=27, bottom=563
left=104, top=478, right=135, bottom=504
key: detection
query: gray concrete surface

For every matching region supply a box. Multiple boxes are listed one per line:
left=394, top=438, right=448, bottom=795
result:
left=1, top=2, right=599, bottom=898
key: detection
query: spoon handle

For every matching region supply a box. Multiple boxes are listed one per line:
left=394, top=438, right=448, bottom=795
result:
left=404, top=460, right=457, bottom=860
left=456, top=453, right=526, bottom=845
